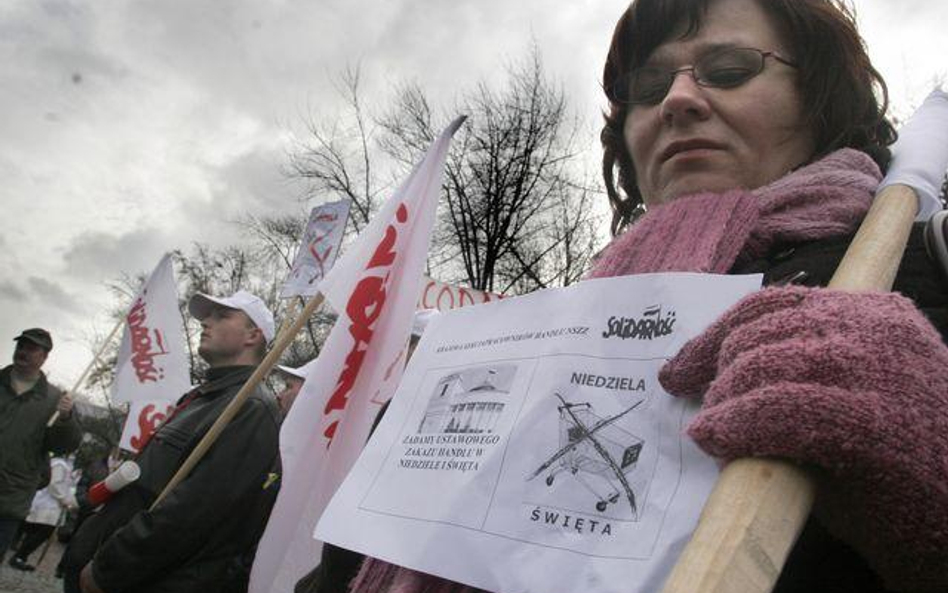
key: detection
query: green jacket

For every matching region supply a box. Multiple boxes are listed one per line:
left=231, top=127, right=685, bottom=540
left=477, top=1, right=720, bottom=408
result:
left=0, top=365, right=81, bottom=519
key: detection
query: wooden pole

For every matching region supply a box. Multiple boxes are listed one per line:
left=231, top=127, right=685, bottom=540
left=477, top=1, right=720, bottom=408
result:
left=660, top=184, right=919, bottom=593
left=47, top=316, right=127, bottom=427
left=151, top=292, right=326, bottom=509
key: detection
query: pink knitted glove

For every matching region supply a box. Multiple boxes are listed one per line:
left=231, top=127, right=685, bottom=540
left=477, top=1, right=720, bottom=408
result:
left=659, top=286, right=948, bottom=591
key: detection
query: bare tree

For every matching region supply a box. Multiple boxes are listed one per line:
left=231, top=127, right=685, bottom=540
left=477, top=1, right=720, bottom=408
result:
left=285, top=65, right=390, bottom=234
left=291, top=48, right=603, bottom=295
left=381, top=49, right=602, bottom=292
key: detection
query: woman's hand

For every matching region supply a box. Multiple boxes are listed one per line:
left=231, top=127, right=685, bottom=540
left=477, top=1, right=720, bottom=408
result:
left=57, top=390, right=74, bottom=418
left=660, top=285, right=948, bottom=590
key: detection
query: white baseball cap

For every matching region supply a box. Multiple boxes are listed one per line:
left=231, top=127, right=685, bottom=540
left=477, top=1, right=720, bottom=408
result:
left=188, top=290, right=275, bottom=343
left=412, top=308, right=441, bottom=337
left=275, top=365, right=305, bottom=380
left=275, top=357, right=317, bottom=380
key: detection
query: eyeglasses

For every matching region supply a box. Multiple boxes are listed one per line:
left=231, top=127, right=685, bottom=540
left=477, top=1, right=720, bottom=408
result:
left=613, top=47, right=797, bottom=105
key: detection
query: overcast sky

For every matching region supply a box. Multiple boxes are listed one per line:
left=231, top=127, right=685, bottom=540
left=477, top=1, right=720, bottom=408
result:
left=1, top=0, right=945, bottom=395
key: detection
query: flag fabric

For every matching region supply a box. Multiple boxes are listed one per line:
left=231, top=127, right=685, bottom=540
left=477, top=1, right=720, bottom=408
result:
left=417, top=275, right=505, bottom=311
left=249, top=116, right=466, bottom=593
left=280, top=199, right=352, bottom=298
left=120, top=399, right=177, bottom=453
left=114, top=253, right=191, bottom=452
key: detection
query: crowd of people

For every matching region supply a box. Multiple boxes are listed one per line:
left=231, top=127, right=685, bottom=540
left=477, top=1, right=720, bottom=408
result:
left=2, top=0, right=947, bottom=592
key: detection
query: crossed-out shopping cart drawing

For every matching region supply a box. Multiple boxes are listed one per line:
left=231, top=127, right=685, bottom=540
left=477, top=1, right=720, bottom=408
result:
left=528, top=393, right=645, bottom=516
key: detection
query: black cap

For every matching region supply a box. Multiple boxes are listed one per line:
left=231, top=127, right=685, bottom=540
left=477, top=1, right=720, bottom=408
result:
left=14, top=328, right=53, bottom=351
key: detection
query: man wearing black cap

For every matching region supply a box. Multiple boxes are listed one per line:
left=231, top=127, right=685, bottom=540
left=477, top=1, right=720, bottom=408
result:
left=0, top=328, right=80, bottom=560
left=65, top=291, right=281, bottom=593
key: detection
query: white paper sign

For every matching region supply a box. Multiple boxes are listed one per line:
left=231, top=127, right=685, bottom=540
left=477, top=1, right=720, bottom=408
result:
left=280, top=200, right=351, bottom=298
left=316, top=272, right=762, bottom=593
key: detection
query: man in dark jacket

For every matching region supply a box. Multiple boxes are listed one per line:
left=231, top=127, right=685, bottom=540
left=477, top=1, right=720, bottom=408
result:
left=64, top=291, right=282, bottom=593
left=0, top=328, right=79, bottom=560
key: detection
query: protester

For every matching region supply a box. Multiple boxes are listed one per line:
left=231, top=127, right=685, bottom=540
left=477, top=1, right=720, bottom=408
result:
left=0, top=328, right=80, bottom=561
left=345, top=0, right=948, bottom=592
left=7, top=456, right=77, bottom=571
left=56, top=452, right=112, bottom=579
left=273, top=363, right=310, bottom=417
left=63, top=290, right=282, bottom=593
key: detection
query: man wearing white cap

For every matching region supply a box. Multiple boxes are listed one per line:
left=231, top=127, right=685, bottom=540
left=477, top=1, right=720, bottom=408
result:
left=65, top=290, right=281, bottom=593
left=273, top=361, right=311, bottom=417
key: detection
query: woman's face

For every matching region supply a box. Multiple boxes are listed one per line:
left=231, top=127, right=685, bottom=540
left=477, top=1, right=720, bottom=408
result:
left=623, top=0, right=815, bottom=207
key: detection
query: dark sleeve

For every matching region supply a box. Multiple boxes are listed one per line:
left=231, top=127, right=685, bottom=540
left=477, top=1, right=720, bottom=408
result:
left=775, top=516, right=893, bottom=593
left=90, top=397, right=279, bottom=592
left=44, top=411, right=81, bottom=456
left=892, top=223, right=948, bottom=342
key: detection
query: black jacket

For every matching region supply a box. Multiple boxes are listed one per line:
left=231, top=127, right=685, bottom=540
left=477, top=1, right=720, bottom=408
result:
left=65, top=366, right=281, bottom=593
left=733, top=223, right=948, bottom=593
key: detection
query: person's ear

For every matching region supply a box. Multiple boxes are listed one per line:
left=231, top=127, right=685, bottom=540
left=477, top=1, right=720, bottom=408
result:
left=246, top=326, right=264, bottom=348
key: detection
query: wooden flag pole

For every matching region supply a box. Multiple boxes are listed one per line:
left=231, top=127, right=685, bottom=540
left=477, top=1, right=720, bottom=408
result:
left=47, top=316, right=127, bottom=427
left=151, top=292, right=326, bottom=509
left=660, top=184, right=919, bottom=593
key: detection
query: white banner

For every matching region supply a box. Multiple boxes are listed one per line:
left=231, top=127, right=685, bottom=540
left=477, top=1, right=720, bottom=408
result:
left=112, top=254, right=190, bottom=452
left=250, top=116, right=466, bottom=593
left=280, top=200, right=351, bottom=298
left=317, top=272, right=762, bottom=593
left=417, top=276, right=504, bottom=311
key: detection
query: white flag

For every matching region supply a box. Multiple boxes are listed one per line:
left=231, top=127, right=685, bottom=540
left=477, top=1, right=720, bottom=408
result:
left=280, top=200, right=352, bottom=298
left=113, top=254, right=191, bottom=452
left=119, top=399, right=176, bottom=453
left=250, top=116, right=466, bottom=593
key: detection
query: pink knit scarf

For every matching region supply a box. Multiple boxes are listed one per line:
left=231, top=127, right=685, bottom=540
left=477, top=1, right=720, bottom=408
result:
left=588, top=148, right=881, bottom=278
left=346, top=148, right=882, bottom=593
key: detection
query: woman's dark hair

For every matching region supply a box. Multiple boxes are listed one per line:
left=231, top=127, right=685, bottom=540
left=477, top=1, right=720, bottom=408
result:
left=601, top=0, right=897, bottom=234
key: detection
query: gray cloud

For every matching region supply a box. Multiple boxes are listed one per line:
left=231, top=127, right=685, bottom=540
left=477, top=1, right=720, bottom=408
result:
left=27, top=276, right=83, bottom=313
left=62, top=229, right=172, bottom=280
left=0, top=281, right=26, bottom=302
left=212, top=146, right=299, bottom=214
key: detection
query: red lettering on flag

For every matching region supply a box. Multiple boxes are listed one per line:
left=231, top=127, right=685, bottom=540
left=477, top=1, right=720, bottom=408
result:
left=321, top=202, right=409, bottom=447
left=126, top=294, right=171, bottom=384
left=130, top=403, right=173, bottom=451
